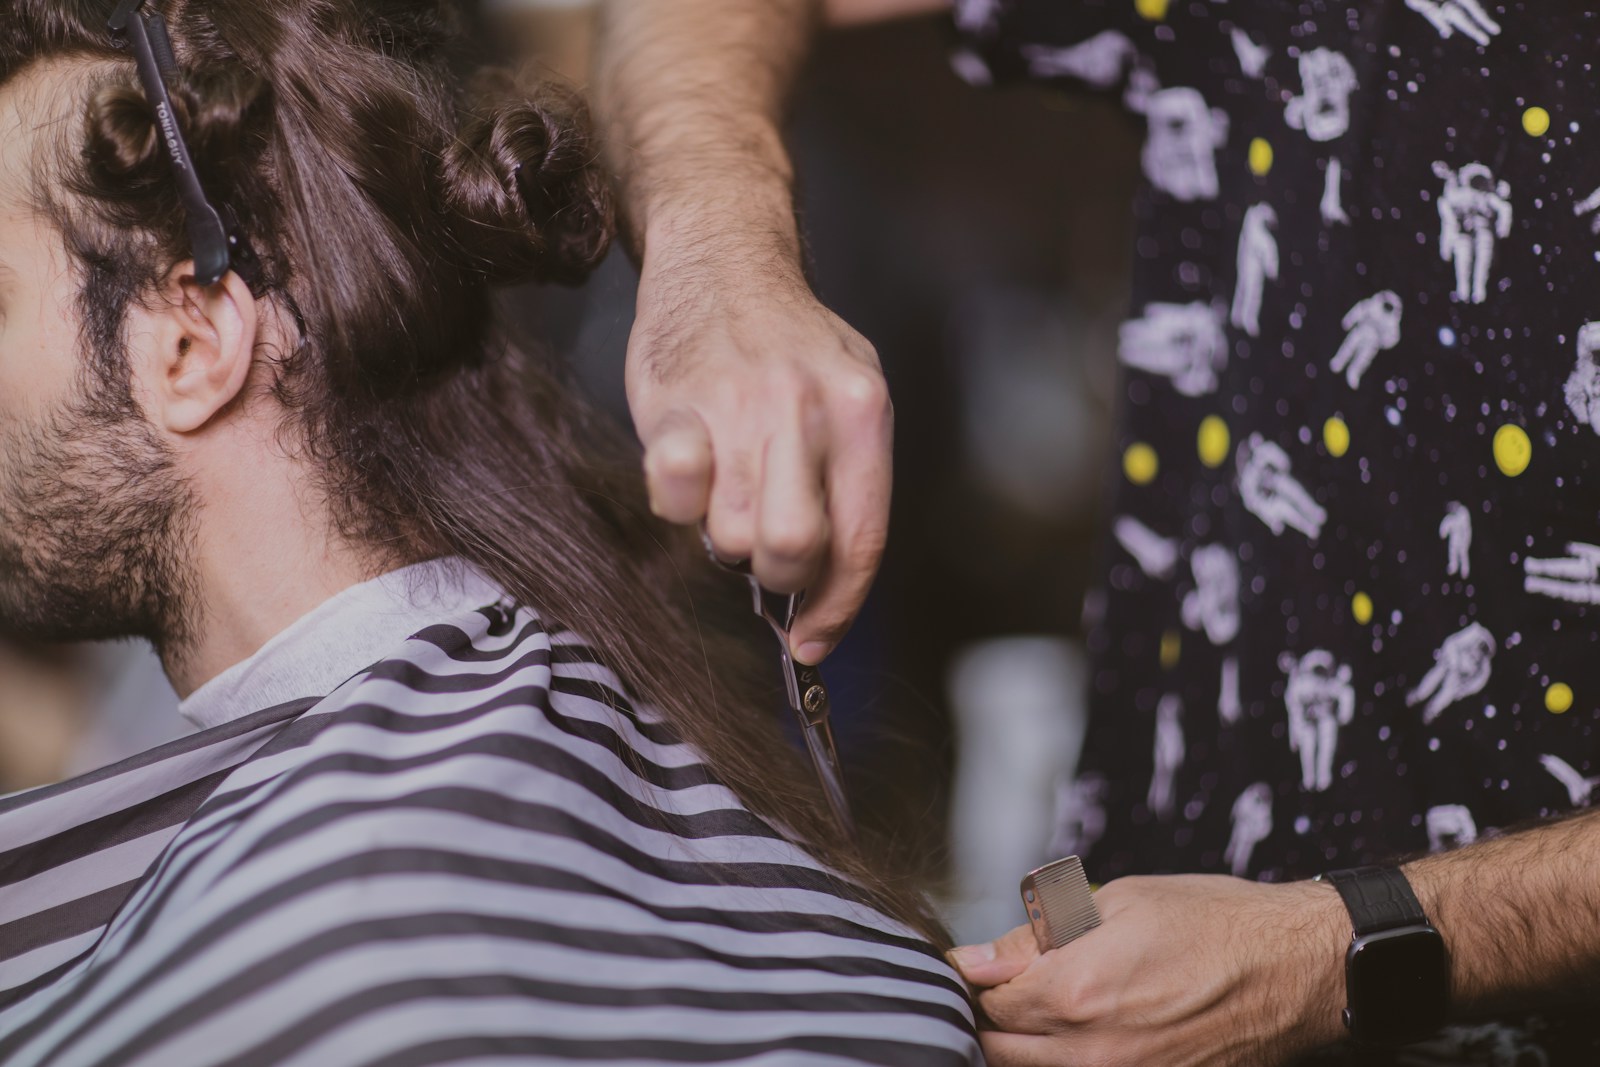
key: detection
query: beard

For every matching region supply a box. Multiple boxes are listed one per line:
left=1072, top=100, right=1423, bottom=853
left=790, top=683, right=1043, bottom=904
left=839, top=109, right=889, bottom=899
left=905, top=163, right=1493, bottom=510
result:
left=0, top=368, right=196, bottom=657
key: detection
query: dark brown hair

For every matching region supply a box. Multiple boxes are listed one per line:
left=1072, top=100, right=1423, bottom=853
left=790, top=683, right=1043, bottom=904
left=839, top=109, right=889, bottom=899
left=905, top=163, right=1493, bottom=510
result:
left=0, top=0, right=948, bottom=946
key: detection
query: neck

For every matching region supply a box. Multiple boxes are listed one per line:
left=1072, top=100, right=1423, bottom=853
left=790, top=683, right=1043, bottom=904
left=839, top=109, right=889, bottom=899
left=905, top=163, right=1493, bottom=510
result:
left=161, top=440, right=387, bottom=699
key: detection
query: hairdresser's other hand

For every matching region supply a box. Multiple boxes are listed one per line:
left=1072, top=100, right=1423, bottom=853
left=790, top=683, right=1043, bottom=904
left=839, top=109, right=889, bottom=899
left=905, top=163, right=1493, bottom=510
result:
left=627, top=255, right=891, bottom=666
left=950, top=875, right=1349, bottom=1067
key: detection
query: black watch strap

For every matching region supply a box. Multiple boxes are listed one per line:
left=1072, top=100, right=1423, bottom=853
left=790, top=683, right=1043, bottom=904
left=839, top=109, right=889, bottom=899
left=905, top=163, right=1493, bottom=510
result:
left=1320, top=866, right=1428, bottom=934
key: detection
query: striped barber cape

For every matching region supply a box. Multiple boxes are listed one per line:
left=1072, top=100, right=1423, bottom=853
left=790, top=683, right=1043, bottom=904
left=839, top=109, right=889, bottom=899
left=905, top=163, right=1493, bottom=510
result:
left=0, top=561, right=980, bottom=1066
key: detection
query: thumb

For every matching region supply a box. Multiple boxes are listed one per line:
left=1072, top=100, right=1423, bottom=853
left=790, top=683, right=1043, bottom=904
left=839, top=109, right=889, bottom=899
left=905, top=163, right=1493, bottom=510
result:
left=641, top=409, right=714, bottom=525
left=947, top=924, right=1039, bottom=989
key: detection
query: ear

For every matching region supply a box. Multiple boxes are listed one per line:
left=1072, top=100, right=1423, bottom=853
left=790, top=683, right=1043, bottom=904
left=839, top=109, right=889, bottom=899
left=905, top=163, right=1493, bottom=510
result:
left=138, top=264, right=260, bottom=435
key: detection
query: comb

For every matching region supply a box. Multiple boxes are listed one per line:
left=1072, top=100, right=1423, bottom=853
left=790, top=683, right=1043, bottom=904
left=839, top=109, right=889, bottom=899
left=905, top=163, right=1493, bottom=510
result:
left=1020, top=856, right=1101, bottom=953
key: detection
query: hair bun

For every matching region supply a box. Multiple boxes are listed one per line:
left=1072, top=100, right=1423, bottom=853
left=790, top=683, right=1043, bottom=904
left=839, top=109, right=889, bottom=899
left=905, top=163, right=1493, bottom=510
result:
left=445, top=72, right=614, bottom=286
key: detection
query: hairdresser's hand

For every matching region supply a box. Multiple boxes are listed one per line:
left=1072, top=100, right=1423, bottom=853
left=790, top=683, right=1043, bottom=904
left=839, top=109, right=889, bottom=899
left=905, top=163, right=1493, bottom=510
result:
left=951, top=875, right=1349, bottom=1067
left=627, top=257, right=892, bottom=666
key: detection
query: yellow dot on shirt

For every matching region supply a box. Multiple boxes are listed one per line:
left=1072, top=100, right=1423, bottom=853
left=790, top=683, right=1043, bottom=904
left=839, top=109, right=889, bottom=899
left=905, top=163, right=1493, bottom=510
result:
left=1134, top=0, right=1170, bottom=20
left=1249, top=138, right=1274, bottom=177
left=1352, top=592, right=1374, bottom=626
left=1197, top=415, right=1230, bottom=468
left=1160, top=630, right=1181, bottom=669
left=1323, top=416, right=1351, bottom=458
left=1547, top=683, right=1574, bottom=715
left=1523, top=106, right=1551, bottom=137
left=1493, top=424, right=1532, bottom=477
left=1124, top=442, right=1160, bottom=485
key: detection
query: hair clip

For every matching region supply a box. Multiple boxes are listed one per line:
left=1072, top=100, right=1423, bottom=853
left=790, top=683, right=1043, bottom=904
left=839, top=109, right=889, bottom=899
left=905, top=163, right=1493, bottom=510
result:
left=108, top=0, right=259, bottom=288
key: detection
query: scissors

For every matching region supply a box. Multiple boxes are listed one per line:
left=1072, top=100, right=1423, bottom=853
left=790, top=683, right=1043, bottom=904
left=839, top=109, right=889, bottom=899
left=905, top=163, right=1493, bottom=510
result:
left=701, top=529, right=856, bottom=839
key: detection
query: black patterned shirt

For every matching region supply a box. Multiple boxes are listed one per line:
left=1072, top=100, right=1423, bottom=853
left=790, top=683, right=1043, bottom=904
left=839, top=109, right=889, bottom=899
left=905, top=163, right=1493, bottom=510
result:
left=956, top=2, right=1598, bottom=1059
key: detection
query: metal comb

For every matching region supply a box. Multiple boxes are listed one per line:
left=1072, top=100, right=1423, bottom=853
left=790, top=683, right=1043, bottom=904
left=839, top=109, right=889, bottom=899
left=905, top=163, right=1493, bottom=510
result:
left=1020, top=856, right=1101, bottom=953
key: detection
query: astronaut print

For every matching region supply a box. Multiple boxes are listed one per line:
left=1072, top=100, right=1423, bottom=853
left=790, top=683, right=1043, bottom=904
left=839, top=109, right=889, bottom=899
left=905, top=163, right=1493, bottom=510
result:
left=1284, top=49, right=1357, bottom=143
left=1433, top=162, right=1512, bottom=305
left=1523, top=543, right=1600, bottom=606
left=950, top=0, right=1002, bottom=37
left=1218, top=656, right=1242, bottom=725
left=1538, top=755, right=1600, bottom=808
left=1229, top=29, right=1269, bottom=80
left=1281, top=651, right=1354, bottom=793
left=1407, top=623, right=1495, bottom=724
left=1330, top=291, right=1403, bottom=388
left=1224, top=783, right=1273, bottom=878
left=1230, top=203, right=1278, bottom=338
left=1118, top=301, right=1228, bottom=395
left=1236, top=435, right=1326, bottom=539
left=1147, top=693, right=1185, bottom=820
left=1020, top=30, right=1135, bottom=89
left=1405, top=0, right=1502, bottom=47
left=1181, top=544, right=1241, bottom=645
left=1112, top=515, right=1178, bottom=579
left=1129, top=86, right=1228, bottom=202
left=1440, top=502, right=1473, bottom=579
left=1576, top=187, right=1600, bottom=235
left=1051, top=773, right=1109, bottom=859
left=1320, top=157, right=1349, bottom=226
left=1562, top=321, right=1600, bottom=437
left=1425, top=804, right=1478, bottom=851
left=954, top=6, right=1600, bottom=1051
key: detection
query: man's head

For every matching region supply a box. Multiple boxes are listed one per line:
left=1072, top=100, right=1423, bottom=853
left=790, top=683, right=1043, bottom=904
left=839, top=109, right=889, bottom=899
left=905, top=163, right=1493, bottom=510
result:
left=0, top=0, right=612, bottom=665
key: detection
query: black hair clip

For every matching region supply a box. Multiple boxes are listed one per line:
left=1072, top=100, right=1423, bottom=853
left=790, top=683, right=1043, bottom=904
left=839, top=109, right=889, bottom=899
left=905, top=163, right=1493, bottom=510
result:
left=108, top=0, right=260, bottom=288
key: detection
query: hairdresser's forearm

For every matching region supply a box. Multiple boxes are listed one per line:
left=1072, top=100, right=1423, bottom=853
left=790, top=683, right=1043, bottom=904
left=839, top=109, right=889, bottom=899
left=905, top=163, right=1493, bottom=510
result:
left=593, top=0, right=819, bottom=282
left=1404, top=810, right=1600, bottom=1015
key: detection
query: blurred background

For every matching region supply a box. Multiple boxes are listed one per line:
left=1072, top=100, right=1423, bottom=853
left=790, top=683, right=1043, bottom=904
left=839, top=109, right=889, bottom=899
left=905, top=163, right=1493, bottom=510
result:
left=0, top=3, right=1138, bottom=945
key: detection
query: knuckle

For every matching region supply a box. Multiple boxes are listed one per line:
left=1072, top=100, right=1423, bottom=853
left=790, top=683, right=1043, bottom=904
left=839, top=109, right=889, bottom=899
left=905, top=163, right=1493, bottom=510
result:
left=647, top=443, right=708, bottom=484
left=835, top=370, right=891, bottom=419
left=761, top=518, right=827, bottom=565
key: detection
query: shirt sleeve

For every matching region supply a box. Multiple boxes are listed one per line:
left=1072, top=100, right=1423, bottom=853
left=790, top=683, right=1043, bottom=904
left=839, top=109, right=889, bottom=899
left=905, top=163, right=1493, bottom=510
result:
left=950, top=0, right=1148, bottom=94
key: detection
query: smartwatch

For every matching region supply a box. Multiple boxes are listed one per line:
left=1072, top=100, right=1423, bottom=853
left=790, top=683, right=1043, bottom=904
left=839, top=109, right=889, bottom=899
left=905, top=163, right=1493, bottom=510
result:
left=1316, top=866, right=1450, bottom=1046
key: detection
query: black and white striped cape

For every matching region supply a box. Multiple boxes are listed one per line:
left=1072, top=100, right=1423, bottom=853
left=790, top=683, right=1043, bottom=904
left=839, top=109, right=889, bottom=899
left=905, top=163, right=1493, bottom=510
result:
left=0, top=585, right=979, bottom=1064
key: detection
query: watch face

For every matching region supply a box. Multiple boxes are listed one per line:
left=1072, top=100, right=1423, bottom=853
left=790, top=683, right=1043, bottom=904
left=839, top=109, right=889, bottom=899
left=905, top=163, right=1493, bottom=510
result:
left=1346, top=926, right=1450, bottom=1045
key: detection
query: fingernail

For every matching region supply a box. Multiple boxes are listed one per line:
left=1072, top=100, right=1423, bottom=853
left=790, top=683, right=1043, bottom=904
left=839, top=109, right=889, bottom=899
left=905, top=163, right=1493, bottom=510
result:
left=949, top=943, right=996, bottom=972
left=795, top=642, right=830, bottom=665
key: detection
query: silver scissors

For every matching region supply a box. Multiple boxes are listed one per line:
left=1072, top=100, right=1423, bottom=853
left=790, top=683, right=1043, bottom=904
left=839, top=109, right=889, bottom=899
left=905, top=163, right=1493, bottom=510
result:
left=701, top=530, right=855, bottom=838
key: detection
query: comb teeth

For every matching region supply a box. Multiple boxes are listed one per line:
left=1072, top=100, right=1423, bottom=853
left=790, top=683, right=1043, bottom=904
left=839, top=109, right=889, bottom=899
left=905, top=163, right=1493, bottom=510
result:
left=1020, top=856, right=1101, bottom=953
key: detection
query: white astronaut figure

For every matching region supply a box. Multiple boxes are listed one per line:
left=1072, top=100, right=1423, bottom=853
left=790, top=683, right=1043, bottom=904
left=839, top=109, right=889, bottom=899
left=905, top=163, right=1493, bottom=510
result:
left=1021, top=30, right=1135, bottom=89
left=1181, top=544, right=1241, bottom=645
left=1330, top=291, right=1403, bottom=388
left=1148, top=694, right=1185, bottom=820
left=1433, top=161, right=1513, bottom=305
left=1425, top=804, right=1478, bottom=852
left=1524, top=542, right=1600, bottom=605
left=1562, top=321, right=1600, bottom=437
left=1237, top=435, right=1327, bottom=540
left=1219, top=656, right=1242, bottom=725
left=1405, top=0, right=1502, bottom=47
left=1284, top=49, right=1358, bottom=143
left=1113, top=515, right=1179, bottom=579
left=1050, top=773, right=1109, bottom=859
left=1576, top=186, right=1600, bottom=236
left=951, top=0, right=1003, bottom=35
left=1281, top=650, right=1355, bottom=793
left=1119, top=301, right=1228, bottom=396
left=1538, top=755, right=1600, bottom=808
left=1224, top=783, right=1273, bottom=877
left=1230, top=203, right=1279, bottom=338
left=1230, top=28, right=1269, bottom=79
left=1439, top=501, right=1473, bottom=579
left=1407, top=623, right=1495, bottom=724
left=1416, top=1025, right=1550, bottom=1067
left=1321, top=157, right=1350, bottom=226
left=1131, top=86, right=1229, bottom=203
